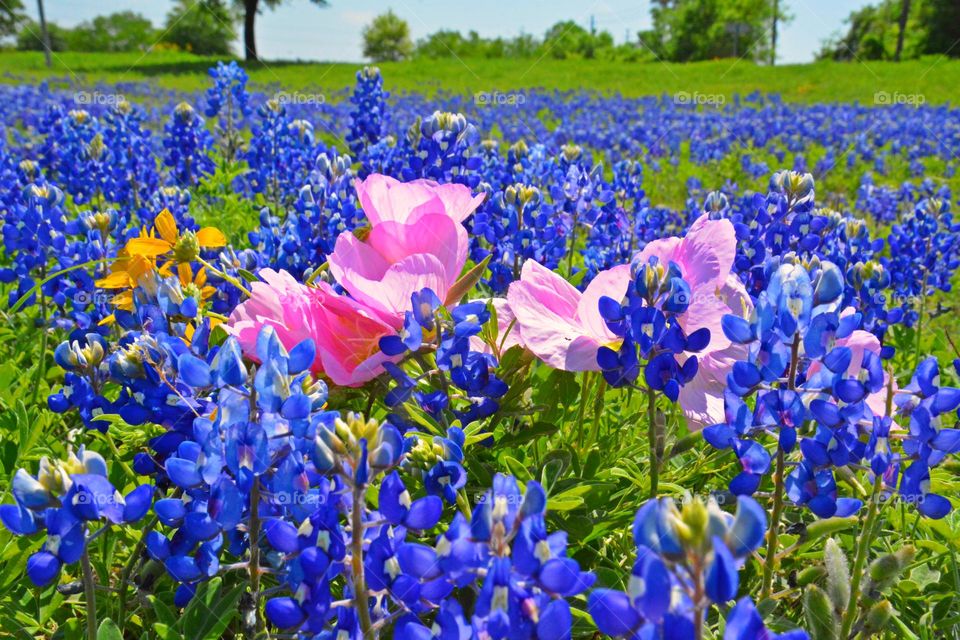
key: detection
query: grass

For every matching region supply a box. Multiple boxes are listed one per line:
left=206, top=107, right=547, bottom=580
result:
left=0, top=50, right=959, bottom=104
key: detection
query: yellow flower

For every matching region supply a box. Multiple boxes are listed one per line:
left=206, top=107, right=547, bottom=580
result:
left=125, top=208, right=226, bottom=265
left=95, top=210, right=225, bottom=325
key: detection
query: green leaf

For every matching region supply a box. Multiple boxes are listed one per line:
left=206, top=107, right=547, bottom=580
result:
left=97, top=618, right=123, bottom=640
left=498, top=421, right=558, bottom=447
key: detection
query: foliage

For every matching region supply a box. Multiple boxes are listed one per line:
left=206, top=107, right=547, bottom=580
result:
left=161, top=0, right=237, bottom=56
left=65, top=11, right=158, bottom=53
left=0, top=0, right=24, bottom=39
left=641, top=0, right=789, bottom=62
left=362, top=10, right=413, bottom=63
left=15, top=19, right=69, bottom=52
left=820, top=0, right=960, bottom=61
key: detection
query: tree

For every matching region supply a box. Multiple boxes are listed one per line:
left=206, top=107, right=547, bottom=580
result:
left=918, top=0, right=960, bottom=57
left=161, top=0, right=236, bottom=56
left=362, top=11, right=412, bottom=62
left=0, top=0, right=25, bottom=38
left=642, top=0, right=785, bottom=62
left=894, top=0, right=911, bottom=60
left=66, top=12, right=157, bottom=52
left=16, top=18, right=67, bottom=52
left=236, top=0, right=328, bottom=62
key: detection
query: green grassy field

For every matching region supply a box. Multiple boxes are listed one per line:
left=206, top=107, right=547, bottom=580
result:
left=0, top=50, right=958, bottom=103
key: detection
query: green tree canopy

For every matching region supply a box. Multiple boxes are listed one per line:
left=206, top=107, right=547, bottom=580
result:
left=362, top=10, right=413, bottom=62
left=817, top=0, right=956, bottom=61
left=65, top=12, right=157, bottom=52
left=641, top=0, right=788, bottom=62
left=161, top=0, right=236, bottom=56
left=0, top=0, right=25, bottom=39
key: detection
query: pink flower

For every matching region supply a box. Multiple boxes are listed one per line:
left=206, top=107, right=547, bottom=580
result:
left=226, top=269, right=398, bottom=388
left=329, top=210, right=470, bottom=324
left=355, top=174, right=484, bottom=227
left=225, top=268, right=325, bottom=371
left=505, top=260, right=632, bottom=371
left=311, top=282, right=399, bottom=387
left=636, top=214, right=751, bottom=430
left=676, top=277, right=753, bottom=431
left=327, top=175, right=485, bottom=323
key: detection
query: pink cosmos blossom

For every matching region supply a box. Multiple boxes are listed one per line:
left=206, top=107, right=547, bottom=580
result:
left=634, top=213, right=751, bottom=431
left=328, top=211, right=470, bottom=323
left=225, top=268, right=325, bottom=372
left=226, top=269, right=397, bottom=388
left=328, top=175, right=485, bottom=323
left=505, top=260, right=632, bottom=371
left=310, top=282, right=399, bottom=387
left=354, top=174, right=484, bottom=227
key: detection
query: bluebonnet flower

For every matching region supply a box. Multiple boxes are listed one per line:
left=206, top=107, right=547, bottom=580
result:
left=244, top=98, right=321, bottom=208
left=162, top=102, right=214, bottom=187
left=597, top=255, right=706, bottom=395
left=380, top=288, right=509, bottom=427
left=204, top=61, right=251, bottom=163
left=400, top=474, right=594, bottom=639
left=0, top=447, right=152, bottom=586
left=588, top=495, right=805, bottom=639
left=884, top=197, right=960, bottom=327
left=102, top=98, right=159, bottom=211
left=348, top=66, right=387, bottom=161
left=402, top=111, right=481, bottom=186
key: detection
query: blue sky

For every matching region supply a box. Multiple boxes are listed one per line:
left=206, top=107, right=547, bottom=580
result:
left=27, top=0, right=873, bottom=64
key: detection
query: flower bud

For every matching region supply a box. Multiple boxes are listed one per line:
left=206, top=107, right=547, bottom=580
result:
left=862, top=600, right=894, bottom=635
left=803, top=584, right=839, bottom=640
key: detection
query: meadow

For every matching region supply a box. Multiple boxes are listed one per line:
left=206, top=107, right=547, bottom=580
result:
left=0, top=50, right=958, bottom=639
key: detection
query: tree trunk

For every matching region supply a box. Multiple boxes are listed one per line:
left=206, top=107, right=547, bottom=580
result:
left=244, top=0, right=259, bottom=62
left=770, top=0, right=779, bottom=65
left=894, top=0, right=911, bottom=61
left=36, top=0, right=51, bottom=68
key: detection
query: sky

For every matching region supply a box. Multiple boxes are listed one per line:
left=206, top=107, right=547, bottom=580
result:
left=25, top=0, right=875, bottom=64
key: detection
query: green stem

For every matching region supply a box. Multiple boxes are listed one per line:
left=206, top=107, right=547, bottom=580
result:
left=762, top=333, right=800, bottom=599
left=587, top=377, right=607, bottom=446
left=647, top=385, right=659, bottom=499
left=352, top=484, right=374, bottom=639
left=839, top=476, right=885, bottom=639
left=760, top=447, right=786, bottom=599
left=248, top=476, right=264, bottom=635
left=30, top=278, right=48, bottom=405
left=197, top=257, right=254, bottom=298
left=81, top=549, right=97, bottom=639
left=118, top=518, right=155, bottom=631
left=575, top=372, right=592, bottom=450
left=565, top=211, right=578, bottom=279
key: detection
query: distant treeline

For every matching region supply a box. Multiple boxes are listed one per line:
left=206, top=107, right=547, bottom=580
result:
left=819, top=0, right=960, bottom=61
left=7, top=0, right=958, bottom=64
left=412, top=22, right=645, bottom=62
left=12, top=2, right=236, bottom=56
